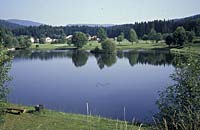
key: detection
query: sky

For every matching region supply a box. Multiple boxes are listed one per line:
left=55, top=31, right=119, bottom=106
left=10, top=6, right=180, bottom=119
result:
left=0, top=0, right=200, bottom=26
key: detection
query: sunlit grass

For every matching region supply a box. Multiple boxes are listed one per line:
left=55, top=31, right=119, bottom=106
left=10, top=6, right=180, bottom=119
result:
left=1, top=104, right=150, bottom=130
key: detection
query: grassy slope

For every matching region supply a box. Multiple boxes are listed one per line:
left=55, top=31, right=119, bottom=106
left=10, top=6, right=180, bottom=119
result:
left=170, top=43, right=200, bottom=55
left=1, top=104, right=150, bottom=130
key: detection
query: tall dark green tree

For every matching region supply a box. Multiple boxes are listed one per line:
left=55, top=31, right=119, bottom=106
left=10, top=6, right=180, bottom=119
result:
left=117, top=32, right=124, bottom=44
left=148, top=28, right=157, bottom=42
left=173, top=26, right=187, bottom=46
left=155, top=33, right=163, bottom=43
left=72, top=32, right=88, bottom=48
left=128, top=29, right=138, bottom=44
left=165, top=34, right=174, bottom=47
left=97, top=27, right=107, bottom=42
left=186, top=31, right=195, bottom=43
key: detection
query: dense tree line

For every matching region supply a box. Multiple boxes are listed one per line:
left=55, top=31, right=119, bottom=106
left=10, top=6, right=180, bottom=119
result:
left=0, top=28, right=31, bottom=49
left=9, top=15, right=200, bottom=39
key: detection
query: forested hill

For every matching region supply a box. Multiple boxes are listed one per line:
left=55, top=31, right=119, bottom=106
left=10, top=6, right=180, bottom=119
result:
left=1, top=14, right=200, bottom=38
left=0, top=20, right=23, bottom=30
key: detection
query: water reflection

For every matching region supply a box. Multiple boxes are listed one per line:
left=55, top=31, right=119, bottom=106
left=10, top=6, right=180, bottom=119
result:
left=94, top=53, right=117, bottom=69
left=12, top=49, right=185, bottom=69
left=9, top=49, right=180, bottom=122
left=72, top=50, right=89, bottom=67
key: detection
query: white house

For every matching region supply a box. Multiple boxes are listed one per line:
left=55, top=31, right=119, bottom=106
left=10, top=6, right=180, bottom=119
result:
left=66, top=35, right=73, bottom=39
left=45, top=37, right=53, bottom=43
left=30, top=37, right=35, bottom=43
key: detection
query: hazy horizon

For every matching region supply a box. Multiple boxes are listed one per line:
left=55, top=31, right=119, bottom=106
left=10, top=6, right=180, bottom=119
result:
left=1, top=0, right=200, bottom=26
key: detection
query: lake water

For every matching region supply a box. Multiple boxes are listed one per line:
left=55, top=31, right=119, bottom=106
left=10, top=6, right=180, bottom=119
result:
left=8, top=49, right=177, bottom=122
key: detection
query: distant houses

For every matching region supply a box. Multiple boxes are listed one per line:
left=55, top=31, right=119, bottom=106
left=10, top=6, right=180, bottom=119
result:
left=45, top=37, right=53, bottom=43
left=29, top=34, right=100, bottom=44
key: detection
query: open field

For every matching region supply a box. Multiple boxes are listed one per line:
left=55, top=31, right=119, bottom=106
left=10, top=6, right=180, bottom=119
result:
left=1, top=104, right=150, bottom=130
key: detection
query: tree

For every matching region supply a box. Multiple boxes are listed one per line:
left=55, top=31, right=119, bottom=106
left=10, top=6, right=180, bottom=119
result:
left=72, top=32, right=88, bottom=48
left=97, top=27, right=107, bottom=42
left=165, top=34, right=174, bottom=47
left=101, top=39, right=116, bottom=53
left=186, top=31, right=195, bottom=43
left=148, top=28, right=157, bottom=42
left=17, top=36, right=31, bottom=48
left=155, top=56, right=200, bottom=130
left=128, top=29, right=138, bottom=44
left=39, top=38, right=45, bottom=44
left=117, top=32, right=124, bottom=44
left=173, top=26, right=187, bottom=46
left=142, top=34, right=148, bottom=40
left=0, top=45, right=11, bottom=123
left=155, top=33, right=162, bottom=43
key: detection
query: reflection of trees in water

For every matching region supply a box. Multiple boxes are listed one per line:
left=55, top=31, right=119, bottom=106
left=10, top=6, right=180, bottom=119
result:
left=12, top=50, right=73, bottom=60
left=72, top=50, right=89, bottom=67
left=155, top=56, right=200, bottom=130
left=94, top=53, right=117, bottom=69
left=124, top=50, right=187, bottom=67
left=12, top=49, right=187, bottom=68
left=124, top=50, right=174, bottom=66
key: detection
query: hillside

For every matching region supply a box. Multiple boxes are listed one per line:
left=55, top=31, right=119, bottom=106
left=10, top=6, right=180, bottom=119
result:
left=0, top=20, right=22, bottom=29
left=7, top=19, right=43, bottom=27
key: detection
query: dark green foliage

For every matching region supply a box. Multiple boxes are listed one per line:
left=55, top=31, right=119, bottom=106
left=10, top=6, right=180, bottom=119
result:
left=155, top=56, right=200, bottom=130
left=186, top=31, right=195, bottom=43
left=165, top=34, right=174, bottom=46
left=148, top=28, right=157, bottom=41
left=17, top=36, right=31, bottom=48
left=97, top=27, right=107, bottom=42
left=6, top=15, right=200, bottom=39
left=101, top=39, right=116, bottom=53
left=72, top=50, right=88, bottom=67
left=72, top=32, right=88, bottom=48
left=128, top=29, right=138, bottom=44
left=155, top=33, right=163, bottom=43
left=117, top=32, right=124, bottom=44
left=0, top=46, right=12, bottom=123
left=39, top=38, right=45, bottom=44
left=0, top=28, right=30, bottom=48
left=142, top=34, right=148, bottom=40
left=173, top=26, right=187, bottom=46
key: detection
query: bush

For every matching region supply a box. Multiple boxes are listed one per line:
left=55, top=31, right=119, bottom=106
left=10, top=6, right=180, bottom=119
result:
left=101, top=39, right=116, bottom=53
left=155, top=56, right=200, bottom=130
left=72, top=32, right=88, bottom=48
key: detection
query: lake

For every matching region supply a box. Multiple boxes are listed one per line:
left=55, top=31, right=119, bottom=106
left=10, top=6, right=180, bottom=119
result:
left=8, top=49, right=178, bottom=123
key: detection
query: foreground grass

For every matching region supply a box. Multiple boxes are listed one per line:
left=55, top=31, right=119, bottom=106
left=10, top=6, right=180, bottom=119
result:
left=1, top=104, right=150, bottom=130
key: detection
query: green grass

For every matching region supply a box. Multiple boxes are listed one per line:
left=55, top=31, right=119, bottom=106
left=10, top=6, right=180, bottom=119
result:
left=0, top=104, right=150, bottom=130
left=30, top=40, right=200, bottom=55
left=30, top=43, right=76, bottom=50
left=170, top=43, right=200, bottom=55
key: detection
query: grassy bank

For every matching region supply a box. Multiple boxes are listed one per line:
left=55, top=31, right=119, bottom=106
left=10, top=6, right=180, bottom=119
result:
left=29, top=40, right=200, bottom=55
left=1, top=104, right=150, bottom=130
left=170, top=43, right=200, bottom=55
left=30, top=40, right=167, bottom=51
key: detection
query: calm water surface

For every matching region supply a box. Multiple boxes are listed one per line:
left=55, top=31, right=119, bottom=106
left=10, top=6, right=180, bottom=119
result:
left=8, top=50, right=176, bottom=122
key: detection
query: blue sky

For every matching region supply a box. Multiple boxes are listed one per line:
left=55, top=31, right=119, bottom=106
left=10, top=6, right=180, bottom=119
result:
left=0, top=0, right=200, bottom=25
